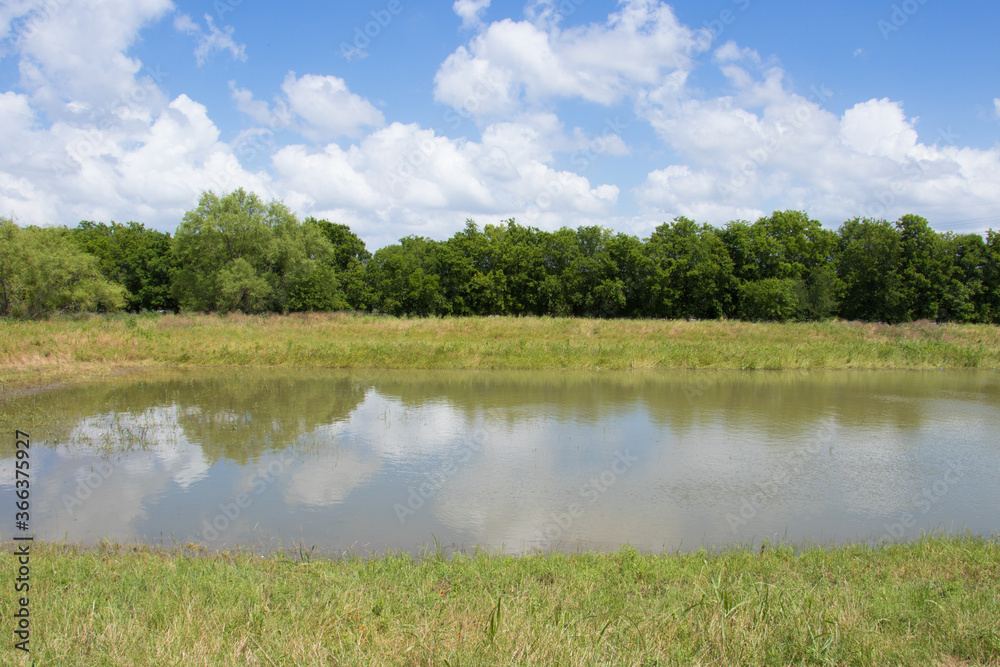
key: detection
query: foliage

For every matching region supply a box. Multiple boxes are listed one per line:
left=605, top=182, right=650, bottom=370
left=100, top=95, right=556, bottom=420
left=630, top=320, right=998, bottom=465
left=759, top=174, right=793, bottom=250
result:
left=305, top=217, right=372, bottom=310
left=367, top=236, right=445, bottom=316
left=71, top=221, right=177, bottom=312
left=5, top=190, right=999, bottom=323
left=0, top=218, right=125, bottom=318
left=737, top=278, right=801, bottom=322
left=646, top=217, right=734, bottom=319
left=170, top=189, right=358, bottom=313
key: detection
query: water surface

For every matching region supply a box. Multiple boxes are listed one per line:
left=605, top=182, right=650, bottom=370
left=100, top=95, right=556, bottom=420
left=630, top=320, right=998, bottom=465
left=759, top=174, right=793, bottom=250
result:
left=2, top=368, right=997, bottom=554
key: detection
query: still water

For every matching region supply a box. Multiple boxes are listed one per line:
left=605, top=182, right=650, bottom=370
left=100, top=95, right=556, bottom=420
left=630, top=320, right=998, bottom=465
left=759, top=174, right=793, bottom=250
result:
left=1, top=369, right=997, bottom=554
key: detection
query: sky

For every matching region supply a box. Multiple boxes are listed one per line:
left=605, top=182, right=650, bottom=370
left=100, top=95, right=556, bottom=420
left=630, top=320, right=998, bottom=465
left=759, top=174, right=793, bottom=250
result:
left=1, top=0, right=998, bottom=250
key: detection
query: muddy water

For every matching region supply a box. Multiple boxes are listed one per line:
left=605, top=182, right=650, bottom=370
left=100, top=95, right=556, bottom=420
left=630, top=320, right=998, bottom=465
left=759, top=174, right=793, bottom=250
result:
left=1, top=368, right=997, bottom=554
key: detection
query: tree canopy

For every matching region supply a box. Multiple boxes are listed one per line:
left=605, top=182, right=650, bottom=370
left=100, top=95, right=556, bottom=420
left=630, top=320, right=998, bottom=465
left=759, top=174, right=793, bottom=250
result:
left=4, top=190, right=999, bottom=324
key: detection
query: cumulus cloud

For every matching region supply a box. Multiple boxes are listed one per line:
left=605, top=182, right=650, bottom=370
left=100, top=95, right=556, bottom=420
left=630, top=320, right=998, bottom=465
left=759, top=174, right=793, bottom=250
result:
left=268, top=118, right=620, bottom=249
left=0, top=1, right=259, bottom=227
left=280, top=73, right=385, bottom=140
left=2, top=0, right=999, bottom=250
left=453, top=0, right=491, bottom=28
left=435, top=0, right=702, bottom=120
left=231, top=73, right=385, bottom=141
left=0, top=84, right=270, bottom=230
left=994, top=98, right=1000, bottom=119
left=10, top=0, right=173, bottom=117
left=174, top=13, right=247, bottom=67
left=635, top=52, right=1000, bottom=230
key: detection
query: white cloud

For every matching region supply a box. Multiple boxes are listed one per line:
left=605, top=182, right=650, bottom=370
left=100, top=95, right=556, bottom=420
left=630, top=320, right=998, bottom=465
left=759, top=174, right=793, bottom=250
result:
left=434, top=0, right=702, bottom=120
left=267, top=118, right=620, bottom=250
left=174, top=13, right=247, bottom=67
left=2, top=0, right=999, bottom=250
left=231, top=73, right=385, bottom=141
left=994, top=98, right=1000, bottom=119
left=453, top=0, right=490, bottom=29
left=280, top=73, right=385, bottom=140
left=840, top=98, right=919, bottom=160
left=230, top=82, right=286, bottom=128
left=635, top=54, right=1000, bottom=230
left=10, top=0, right=173, bottom=117
left=0, top=85, right=270, bottom=229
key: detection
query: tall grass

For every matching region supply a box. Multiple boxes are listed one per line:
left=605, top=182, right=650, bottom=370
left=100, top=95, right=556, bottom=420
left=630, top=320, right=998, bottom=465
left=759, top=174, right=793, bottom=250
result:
left=2, top=312, right=999, bottom=391
left=1, top=534, right=997, bottom=665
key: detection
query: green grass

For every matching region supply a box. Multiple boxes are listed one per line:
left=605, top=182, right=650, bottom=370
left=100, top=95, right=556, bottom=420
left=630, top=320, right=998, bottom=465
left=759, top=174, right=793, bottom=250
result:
left=3, top=316, right=998, bottom=664
left=1, top=534, right=997, bottom=666
left=2, top=312, right=999, bottom=392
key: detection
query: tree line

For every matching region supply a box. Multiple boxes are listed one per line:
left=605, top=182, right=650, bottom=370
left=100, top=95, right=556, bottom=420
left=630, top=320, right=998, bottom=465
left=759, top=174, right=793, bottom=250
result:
left=2, top=188, right=998, bottom=323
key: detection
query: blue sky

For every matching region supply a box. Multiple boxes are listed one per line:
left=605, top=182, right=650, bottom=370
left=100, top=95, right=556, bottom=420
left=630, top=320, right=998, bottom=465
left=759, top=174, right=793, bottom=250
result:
left=1, top=0, right=998, bottom=250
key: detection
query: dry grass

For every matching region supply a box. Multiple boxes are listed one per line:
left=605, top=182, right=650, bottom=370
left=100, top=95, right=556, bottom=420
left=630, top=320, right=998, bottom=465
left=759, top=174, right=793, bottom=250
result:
left=2, top=312, right=998, bottom=393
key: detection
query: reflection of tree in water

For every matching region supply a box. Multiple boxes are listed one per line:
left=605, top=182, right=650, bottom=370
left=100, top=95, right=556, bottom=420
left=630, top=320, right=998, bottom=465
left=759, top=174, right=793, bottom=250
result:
left=4, top=368, right=994, bottom=460
left=358, top=369, right=997, bottom=440
left=0, top=369, right=372, bottom=464
left=637, top=370, right=993, bottom=439
left=367, top=369, right=652, bottom=429
left=166, top=370, right=371, bottom=464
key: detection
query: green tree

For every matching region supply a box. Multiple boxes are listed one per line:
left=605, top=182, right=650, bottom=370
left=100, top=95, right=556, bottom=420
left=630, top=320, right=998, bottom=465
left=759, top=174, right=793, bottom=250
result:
left=216, top=257, right=274, bottom=313
left=172, top=189, right=277, bottom=312
left=306, top=218, right=372, bottom=310
left=482, top=220, right=546, bottom=315
left=895, top=214, right=949, bottom=321
left=605, top=232, right=650, bottom=318
left=0, top=219, right=125, bottom=318
left=172, top=189, right=345, bottom=313
left=645, top=217, right=735, bottom=319
left=737, top=278, right=801, bottom=322
left=836, top=218, right=907, bottom=322
left=984, top=229, right=1000, bottom=323
left=367, top=236, right=445, bottom=316
left=71, top=220, right=176, bottom=311
left=722, top=211, right=840, bottom=321
left=934, top=232, right=989, bottom=323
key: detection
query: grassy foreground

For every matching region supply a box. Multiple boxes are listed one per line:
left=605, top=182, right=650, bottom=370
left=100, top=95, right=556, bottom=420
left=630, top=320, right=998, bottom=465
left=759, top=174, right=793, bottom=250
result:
left=2, top=312, right=999, bottom=392
left=2, top=534, right=997, bottom=666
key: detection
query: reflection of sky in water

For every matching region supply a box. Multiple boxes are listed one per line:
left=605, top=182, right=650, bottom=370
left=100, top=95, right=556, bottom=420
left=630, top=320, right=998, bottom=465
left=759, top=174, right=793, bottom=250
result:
left=0, top=369, right=998, bottom=553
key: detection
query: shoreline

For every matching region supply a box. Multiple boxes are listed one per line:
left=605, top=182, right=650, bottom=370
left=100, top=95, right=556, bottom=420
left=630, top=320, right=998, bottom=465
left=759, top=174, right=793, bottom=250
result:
left=3, top=312, right=999, bottom=393
left=4, top=314, right=999, bottom=663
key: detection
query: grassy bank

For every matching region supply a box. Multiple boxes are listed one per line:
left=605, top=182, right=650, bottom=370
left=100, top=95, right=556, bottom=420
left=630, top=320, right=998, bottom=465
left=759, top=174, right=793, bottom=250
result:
left=1, top=534, right=997, bottom=666
left=2, top=312, right=999, bottom=391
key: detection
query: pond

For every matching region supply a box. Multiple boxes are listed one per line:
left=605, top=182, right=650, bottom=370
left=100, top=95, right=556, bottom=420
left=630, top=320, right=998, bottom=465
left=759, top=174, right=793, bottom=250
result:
left=1, top=368, right=997, bottom=554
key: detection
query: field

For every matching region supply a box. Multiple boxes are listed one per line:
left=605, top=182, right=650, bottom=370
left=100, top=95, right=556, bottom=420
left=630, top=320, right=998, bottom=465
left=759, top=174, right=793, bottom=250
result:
left=4, top=313, right=999, bottom=665
left=0, top=535, right=995, bottom=666
left=2, top=312, right=999, bottom=393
